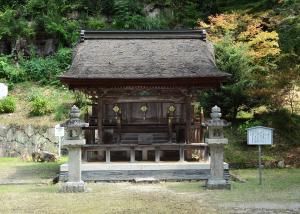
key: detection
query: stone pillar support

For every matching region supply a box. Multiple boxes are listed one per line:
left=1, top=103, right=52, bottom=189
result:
left=142, top=150, right=148, bottom=161
left=205, top=106, right=230, bottom=190
left=60, top=105, right=89, bottom=193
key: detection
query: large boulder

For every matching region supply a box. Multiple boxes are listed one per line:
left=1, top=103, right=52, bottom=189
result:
left=32, top=151, right=57, bottom=162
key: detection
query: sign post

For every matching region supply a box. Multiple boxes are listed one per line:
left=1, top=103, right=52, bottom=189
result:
left=0, top=83, right=8, bottom=99
left=55, top=124, right=65, bottom=157
left=247, top=126, right=273, bottom=185
left=258, top=145, right=262, bottom=185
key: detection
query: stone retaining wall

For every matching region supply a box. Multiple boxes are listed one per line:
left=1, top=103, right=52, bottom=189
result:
left=0, top=124, right=58, bottom=157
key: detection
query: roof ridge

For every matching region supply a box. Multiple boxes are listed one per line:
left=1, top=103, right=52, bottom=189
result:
left=80, top=29, right=206, bottom=42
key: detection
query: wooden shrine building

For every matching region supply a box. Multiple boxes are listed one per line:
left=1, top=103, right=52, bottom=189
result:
left=59, top=30, right=230, bottom=181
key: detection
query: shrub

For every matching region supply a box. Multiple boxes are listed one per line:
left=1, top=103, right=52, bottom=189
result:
left=86, top=17, right=106, bottom=30
left=256, top=109, right=300, bottom=146
left=74, top=91, right=89, bottom=108
left=225, top=148, right=255, bottom=168
left=0, top=96, right=16, bottom=113
left=21, top=48, right=72, bottom=85
left=29, top=95, right=53, bottom=116
left=27, top=88, right=44, bottom=102
left=237, top=119, right=263, bottom=135
left=54, top=103, right=70, bottom=121
left=54, top=48, right=72, bottom=68
left=0, top=57, right=26, bottom=83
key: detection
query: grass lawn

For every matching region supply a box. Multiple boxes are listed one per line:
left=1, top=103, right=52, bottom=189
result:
left=0, top=158, right=299, bottom=214
left=0, top=157, right=67, bottom=183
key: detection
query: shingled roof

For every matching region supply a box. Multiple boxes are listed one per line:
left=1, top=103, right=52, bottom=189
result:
left=60, top=30, right=230, bottom=88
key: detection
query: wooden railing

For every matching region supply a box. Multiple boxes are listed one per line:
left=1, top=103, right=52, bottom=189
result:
left=82, top=143, right=208, bottom=163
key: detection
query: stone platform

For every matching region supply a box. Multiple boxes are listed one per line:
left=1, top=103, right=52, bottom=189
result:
left=60, top=161, right=229, bottom=182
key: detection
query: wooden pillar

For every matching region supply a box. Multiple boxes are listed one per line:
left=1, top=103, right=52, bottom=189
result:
left=168, top=117, right=173, bottom=142
left=117, top=115, right=121, bottom=143
left=97, top=95, right=103, bottom=144
left=160, top=103, right=163, bottom=123
left=194, top=117, right=202, bottom=143
left=200, top=107, right=205, bottom=143
left=90, top=104, right=97, bottom=144
left=185, top=95, right=192, bottom=143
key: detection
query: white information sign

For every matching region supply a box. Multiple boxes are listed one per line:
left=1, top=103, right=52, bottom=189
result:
left=55, top=124, right=65, bottom=137
left=0, top=83, right=8, bottom=99
left=247, top=126, right=273, bottom=145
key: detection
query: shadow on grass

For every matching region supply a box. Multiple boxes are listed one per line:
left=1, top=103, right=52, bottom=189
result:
left=166, top=181, right=207, bottom=193
left=0, top=184, right=57, bottom=193
left=0, top=157, right=67, bottom=181
left=8, top=163, right=61, bottom=180
left=26, top=185, right=58, bottom=193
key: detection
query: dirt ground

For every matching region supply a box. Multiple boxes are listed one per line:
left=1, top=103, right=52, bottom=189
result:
left=0, top=158, right=299, bottom=214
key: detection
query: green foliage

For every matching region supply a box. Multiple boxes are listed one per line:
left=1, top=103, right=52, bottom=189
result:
left=0, top=56, right=26, bottom=83
left=113, top=0, right=143, bottom=29
left=237, top=119, right=263, bottom=135
left=0, top=49, right=71, bottom=86
left=0, top=8, right=34, bottom=41
left=74, top=91, right=89, bottom=108
left=54, top=103, right=70, bottom=121
left=199, top=36, right=262, bottom=119
left=113, top=15, right=168, bottom=30
left=112, top=0, right=169, bottom=29
left=21, top=48, right=72, bottom=85
left=256, top=109, right=300, bottom=146
left=29, top=94, right=53, bottom=116
left=54, top=48, right=72, bottom=69
left=225, top=146, right=255, bottom=168
left=0, top=96, right=16, bottom=113
left=262, top=155, right=277, bottom=162
left=26, top=89, right=42, bottom=102
left=101, top=0, right=115, bottom=17
left=86, top=17, right=106, bottom=30
left=168, top=1, right=203, bottom=27
left=278, top=15, right=300, bottom=55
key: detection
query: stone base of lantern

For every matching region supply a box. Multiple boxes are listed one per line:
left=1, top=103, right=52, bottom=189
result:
left=59, top=181, right=86, bottom=193
left=206, top=178, right=231, bottom=190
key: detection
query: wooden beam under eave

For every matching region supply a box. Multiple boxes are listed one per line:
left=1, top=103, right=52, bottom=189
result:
left=103, top=96, right=185, bottom=103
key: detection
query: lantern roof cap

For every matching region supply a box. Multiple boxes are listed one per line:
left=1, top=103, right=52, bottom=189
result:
left=205, top=105, right=230, bottom=127
left=61, top=105, right=89, bottom=128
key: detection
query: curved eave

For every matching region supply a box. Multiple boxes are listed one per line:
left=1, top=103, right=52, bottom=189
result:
left=59, top=76, right=231, bottom=89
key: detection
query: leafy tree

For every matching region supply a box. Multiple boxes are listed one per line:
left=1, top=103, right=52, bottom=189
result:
left=198, top=13, right=282, bottom=118
left=101, top=0, right=115, bottom=21
left=278, top=15, right=300, bottom=56
left=0, top=8, right=34, bottom=45
left=199, top=36, right=261, bottom=119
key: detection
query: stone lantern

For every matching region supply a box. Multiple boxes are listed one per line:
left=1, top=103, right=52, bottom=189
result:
left=60, top=105, right=89, bottom=193
left=205, top=105, right=230, bottom=189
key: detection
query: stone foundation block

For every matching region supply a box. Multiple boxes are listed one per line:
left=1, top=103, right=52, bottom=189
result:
left=206, top=179, right=231, bottom=190
left=59, top=181, right=86, bottom=193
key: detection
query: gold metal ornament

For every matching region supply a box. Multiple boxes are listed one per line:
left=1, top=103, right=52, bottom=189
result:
left=140, top=105, right=148, bottom=112
left=168, top=105, right=176, bottom=113
left=113, top=105, right=120, bottom=113
left=113, top=105, right=121, bottom=121
left=140, top=104, right=148, bottom=120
